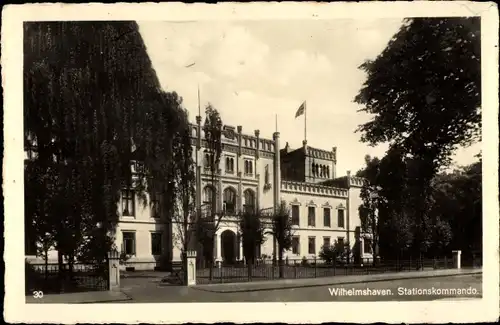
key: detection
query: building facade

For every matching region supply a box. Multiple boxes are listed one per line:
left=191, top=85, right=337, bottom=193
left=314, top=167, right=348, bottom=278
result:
left=26, top=117, right=373, bottom=269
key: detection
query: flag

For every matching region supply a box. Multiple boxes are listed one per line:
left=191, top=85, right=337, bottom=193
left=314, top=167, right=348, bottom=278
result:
left=295, top=101, right=306, bottom=118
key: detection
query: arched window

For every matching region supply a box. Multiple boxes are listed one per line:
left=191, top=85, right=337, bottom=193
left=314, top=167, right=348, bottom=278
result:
left=203, top=186, right=215, bottom=214
left=225, top=156, right=234, bottom=173
left=312, top=163, right=316, bottom=176
left=223, top=187, right=237, bottom=214
left=326, top=166, right=330, bottom=178
left=243, top=189, right=255, bottom=213
left=244, top=160, right=253, bottom=175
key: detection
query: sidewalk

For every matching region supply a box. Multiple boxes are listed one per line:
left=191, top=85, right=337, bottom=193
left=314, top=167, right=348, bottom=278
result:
left=194, top=268, right=482, bottom=293
left=25, top=290, right=132, bottom=304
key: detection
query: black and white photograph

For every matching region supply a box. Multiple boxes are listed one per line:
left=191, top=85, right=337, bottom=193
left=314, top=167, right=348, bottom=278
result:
left=3, top=2, right=499, bottom=324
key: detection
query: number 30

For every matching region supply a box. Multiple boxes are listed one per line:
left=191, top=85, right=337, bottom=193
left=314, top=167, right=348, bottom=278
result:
left=33, top=291, right=44, bottom=299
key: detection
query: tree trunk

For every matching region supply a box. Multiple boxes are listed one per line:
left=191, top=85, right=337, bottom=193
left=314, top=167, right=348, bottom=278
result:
left=247, top=260, right=253, bottom=281
left=278, top=247, right=284, bottom=278
left=272, top=236, right=277, bottom=266
left=57, top=250, right=64, bottom=292
left=208, top=237, right=214, bottom=281
left=44, top=248, right=49, bottom=282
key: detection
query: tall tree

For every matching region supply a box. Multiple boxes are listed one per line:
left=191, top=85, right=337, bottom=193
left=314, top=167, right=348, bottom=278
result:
left=196, top=104, right=224, bottom=279
left=171, top=111, right=197, bottom=282
left=354, top=17, right=481, bottom=259
left=358, top=155, right=382, bottom=265
left=238, top=211, right=266, bottom=278
left=24, top=21, right=167, bottom=274
left=266, top=201, right=294, bottom=278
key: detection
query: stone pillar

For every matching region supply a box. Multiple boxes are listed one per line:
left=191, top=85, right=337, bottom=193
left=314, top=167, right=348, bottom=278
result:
left=272, top=132, right=281, bottom=266
left=273, top=132, right=281, bottom=211
left=216, top=233, right=222, bottom=263
left=452, top=250, right=462, bottom=269
left=239, top=236, right=243, bottom=262
left=332, top=146, right=337, bottom=179
left=108, top=249, right=120, bottom=291
left=255, top=130, right=260, bottom=159
left=185, top=251, right=197, bottom=286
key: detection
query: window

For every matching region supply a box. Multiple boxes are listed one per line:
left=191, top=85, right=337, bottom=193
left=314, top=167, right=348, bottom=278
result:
left=204, top=152, right=211, bottom=169
left=264, top=164, right=270, bottom=184
left=323, top=237, right=331, bottom=248
left=151, top=232, right=162, bottom=255
left=323, top=208, right=331, bottom=227
left=151, top=193, right=161, bottom=218
left=337, top=209, right=345, bottom=228
left=121, top=189, right=135, bottom=217
left=364, top=238, right=372, bottom=254
left=225, top=156, right=234, bottom=174
left=243, top=189, right=255, bottom=214
left=337, top=237, right=344, bottom=247
left=122, top=232, right=136, bottom=255
left=203, top=186, right=215, bottom=215
left=308, top=237, right=316, bottom=254
left=291, top=205, right=300, bottom=226
left=292, top=236, right=300, bottom=254
left=308, top=206, right=315, bottom=227
left=244, top=160, right=253, bottom=175
left=223, top=187, right=237, bottom=214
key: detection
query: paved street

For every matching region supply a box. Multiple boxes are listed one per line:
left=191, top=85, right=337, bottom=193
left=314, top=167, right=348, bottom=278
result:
left=118, top=273, right=482, bottom=303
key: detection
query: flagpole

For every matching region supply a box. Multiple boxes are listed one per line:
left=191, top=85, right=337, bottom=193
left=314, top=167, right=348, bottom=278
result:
left=275, top=114, right=278, bottom=133
left=198, top=84, right=201, bottom=116
left=304, top=101, right=307, bottom=143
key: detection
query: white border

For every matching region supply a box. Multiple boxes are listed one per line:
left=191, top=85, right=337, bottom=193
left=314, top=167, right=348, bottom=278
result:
left=2, top=2, right=499, bottom=323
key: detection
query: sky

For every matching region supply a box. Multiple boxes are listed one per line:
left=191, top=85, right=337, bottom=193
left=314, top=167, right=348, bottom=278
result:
left=138, top=19, right=481, bottom=177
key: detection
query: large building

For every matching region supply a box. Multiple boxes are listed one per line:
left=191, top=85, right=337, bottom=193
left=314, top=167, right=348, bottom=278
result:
left=25, top=117, right=374, bottom=270
left=113, top=117, right=373, bottom=270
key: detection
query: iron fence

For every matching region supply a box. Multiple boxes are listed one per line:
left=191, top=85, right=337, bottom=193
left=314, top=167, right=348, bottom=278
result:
left=195, top=257, right=457, bottom=285
left=26, top=261, right=109, bottom=294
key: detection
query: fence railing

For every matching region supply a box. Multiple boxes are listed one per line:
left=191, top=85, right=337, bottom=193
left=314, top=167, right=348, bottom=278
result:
left=195, top=257, right=456, bottom=285
left=26, top=261, right=109, bottom=294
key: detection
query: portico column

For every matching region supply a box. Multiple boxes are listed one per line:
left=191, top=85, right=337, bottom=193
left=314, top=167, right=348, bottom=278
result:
left=216, top=232, right=222, bottom=262
left=239, top=236, right=243, bottom=262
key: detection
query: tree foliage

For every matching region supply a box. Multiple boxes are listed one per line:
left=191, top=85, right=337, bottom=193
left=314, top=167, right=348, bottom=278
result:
left=354, top=18, right=481, bottom=258
left=195, top=104, right=224, bottom=277
left=238, top=211, right=266, bottom=269
left=24, top=21, right=170, bottom=267
left=355, top=17, right=481, bottom=166
left=319, top=240, right=349, bottom=265
left=265, top=201, right=294, bottom=278
left=356, top=154, right=481, bottom=260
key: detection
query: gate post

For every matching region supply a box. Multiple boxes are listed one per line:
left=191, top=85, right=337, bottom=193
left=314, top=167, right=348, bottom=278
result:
left=108, top=249, right=120, bottom=291
left=185, top=251, right=197, bottom=286
left=452, top=250, right=462, bottom=269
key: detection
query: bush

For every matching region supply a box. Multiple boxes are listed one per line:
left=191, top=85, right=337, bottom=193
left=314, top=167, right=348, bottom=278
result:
left=319, top=245, right=338, bottom=264
left=319, top=241, right=350, bottom=265
left=301, top=256, right=309, bottom=266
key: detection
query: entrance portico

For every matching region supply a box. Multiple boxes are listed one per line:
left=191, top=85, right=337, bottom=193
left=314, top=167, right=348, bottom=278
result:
left=215, top=228, right=243, bottom=264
